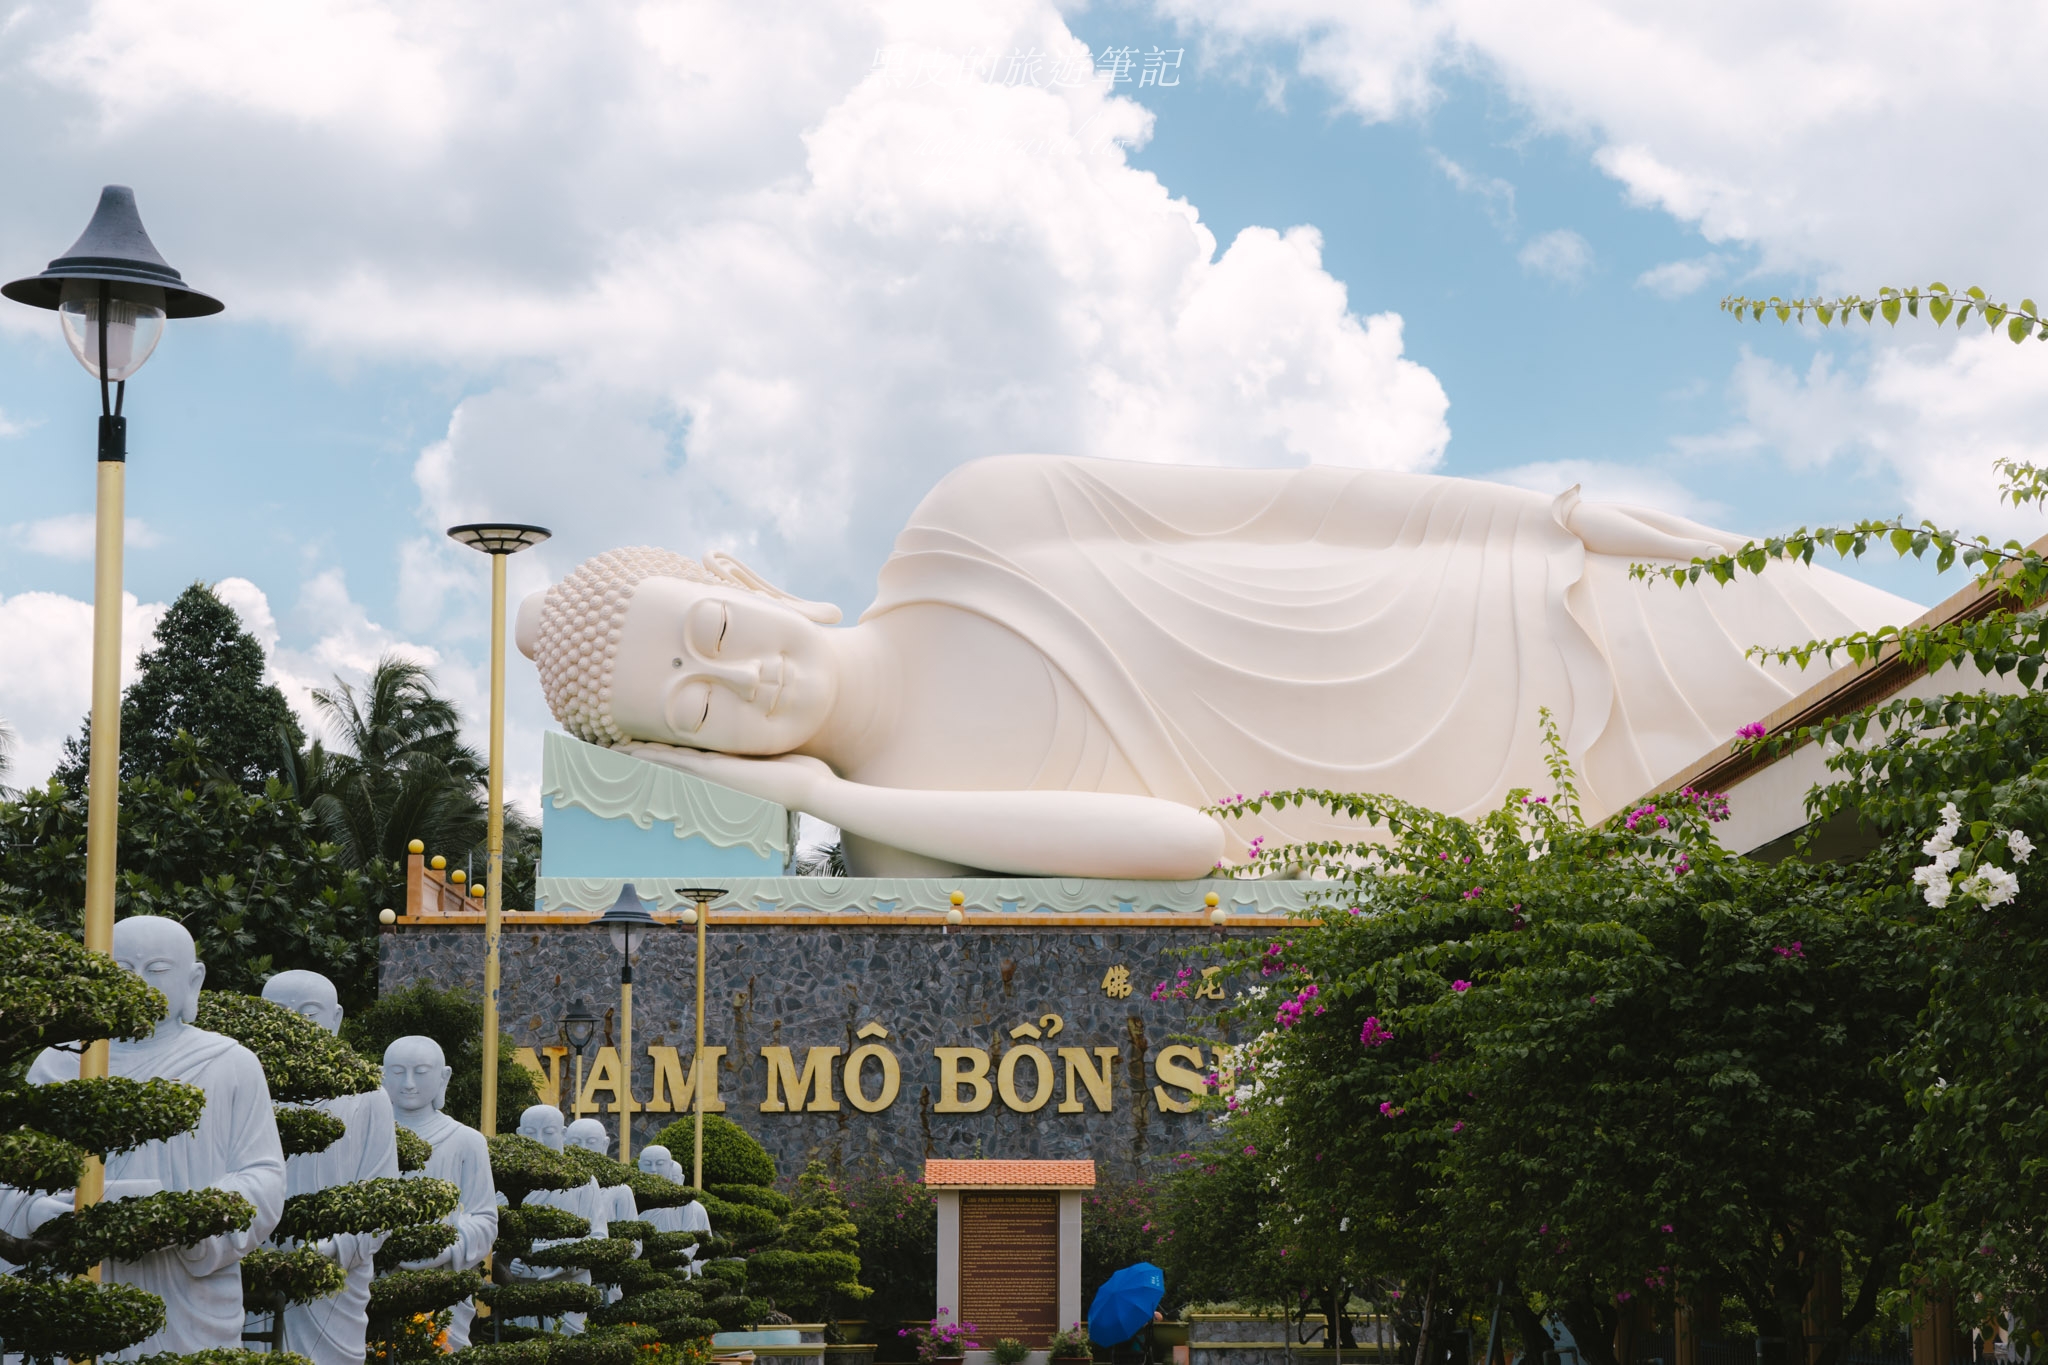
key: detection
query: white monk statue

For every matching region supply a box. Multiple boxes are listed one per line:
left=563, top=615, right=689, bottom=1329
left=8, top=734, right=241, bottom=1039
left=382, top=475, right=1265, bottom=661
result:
left=506, top=1104, right=607, bottom=1333
left=259, top=970, right=400, bottom=1365
left=518, top=455, right=1917, bottom=878
left=23, top=916, right=285, bottom=1357
left=383, top=1035, right=498, bottom=1350
left=635, top=1145, right=710, bottom=1277
left=565, top=1118, right=639, bottom=1228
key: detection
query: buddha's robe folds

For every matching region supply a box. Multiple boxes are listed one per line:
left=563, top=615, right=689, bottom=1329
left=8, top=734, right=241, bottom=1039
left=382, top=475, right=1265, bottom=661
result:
left=26, top=1028, right=285, bottom=1358
left=401, top=1110, right=498, bottom=1350
left=280, top=1087, right=399, bottom=1365
left=870, top=455, right=1916, bottom=838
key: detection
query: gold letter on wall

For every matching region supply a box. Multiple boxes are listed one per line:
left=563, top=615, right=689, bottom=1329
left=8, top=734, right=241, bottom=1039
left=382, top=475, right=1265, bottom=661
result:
left=1152, top=1044, right=1208, bottom=1113
left=646, top=1045, right=728, bottom=1113
left=514, top=1045, right=569, bottom=1110
left=843, top=1043, right=901, bottom=1112
left=998, top=1045, right=1054, bottom=1112
left=1058, top=1047, right=1118, bottom=1113
left=576, top=1045, right=641, bottom=1116
left=933, top=1047, right=994, bottom=1112
left=761, top=1046, right=843, bottom=1112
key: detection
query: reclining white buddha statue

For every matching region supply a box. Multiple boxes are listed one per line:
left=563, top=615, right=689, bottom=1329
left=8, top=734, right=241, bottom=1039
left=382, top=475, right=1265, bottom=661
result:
left=517, top=454, right=1912, bottom=880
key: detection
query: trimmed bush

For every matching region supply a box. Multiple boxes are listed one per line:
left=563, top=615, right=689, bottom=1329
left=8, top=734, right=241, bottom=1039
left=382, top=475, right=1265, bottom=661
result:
left=243, top=1245, right=351, bottom=1308
left=649, top=1114, right=775, bottom=1187
left=275, top=1105, right=347, bottom=1159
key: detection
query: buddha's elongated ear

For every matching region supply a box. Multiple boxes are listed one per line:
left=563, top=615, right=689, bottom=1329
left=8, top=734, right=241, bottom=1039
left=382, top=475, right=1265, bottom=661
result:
left=517, top=590, right=546, bottom=659
left=704, top=551, right=843, bottom=624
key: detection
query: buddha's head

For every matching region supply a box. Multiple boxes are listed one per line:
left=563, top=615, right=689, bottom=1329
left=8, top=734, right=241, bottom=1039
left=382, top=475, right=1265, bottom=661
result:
left=638, top=1144, right=682, bottom=1180
left=565, top=1117, right=610, bottom=1156
left=262, top=969, right=344, bottom=1035
left=518, top=1103, right=569, bottom=1150
left=520, top=548, right=842, bottom=755
left=112, top=915, right=204, bottom=1032
left=383, top=1035, right=451, bottom=1117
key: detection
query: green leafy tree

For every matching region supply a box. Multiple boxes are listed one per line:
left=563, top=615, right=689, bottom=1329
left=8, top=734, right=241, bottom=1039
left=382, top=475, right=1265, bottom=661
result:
left=842, top=1172, right=935, bottom=1347
left=281, top=655, right=539, bottom=909
left=339, top=981, right=539, bottom=1131
left=748, top=1161, right=871, bottom=1325
left=0, top=918, right=263, bottom=1364
left=0, top=740, right=394, bottom=1009
left=54, top=582, right=305, bottom=792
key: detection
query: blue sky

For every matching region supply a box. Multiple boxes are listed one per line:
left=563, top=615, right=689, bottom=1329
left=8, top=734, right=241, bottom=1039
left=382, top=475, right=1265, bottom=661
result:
left=0, top=0, right=2040, bottom=796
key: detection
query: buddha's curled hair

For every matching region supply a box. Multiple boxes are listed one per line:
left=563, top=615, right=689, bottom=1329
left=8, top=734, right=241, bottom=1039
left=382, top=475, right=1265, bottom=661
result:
left=530, top=547, right=841, bottom=746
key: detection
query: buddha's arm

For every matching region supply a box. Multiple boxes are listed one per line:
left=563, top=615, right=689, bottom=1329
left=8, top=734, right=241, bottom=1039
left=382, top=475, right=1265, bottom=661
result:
left=617, top=745, right=1224, bottom=879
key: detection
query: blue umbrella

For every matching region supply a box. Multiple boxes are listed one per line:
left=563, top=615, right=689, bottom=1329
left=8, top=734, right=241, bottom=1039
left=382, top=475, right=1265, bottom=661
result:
left=1088, top=1262, right=1165, bottom=1347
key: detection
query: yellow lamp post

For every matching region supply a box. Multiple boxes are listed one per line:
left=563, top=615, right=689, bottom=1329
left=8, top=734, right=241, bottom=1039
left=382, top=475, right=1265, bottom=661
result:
left=446, top=522, right=550, bottom=1135
left=593, top=883, right=663, bottom=1163
left=3, top=187, right=222, bottom=1220
left=676, top=887, right=727, bottom=1190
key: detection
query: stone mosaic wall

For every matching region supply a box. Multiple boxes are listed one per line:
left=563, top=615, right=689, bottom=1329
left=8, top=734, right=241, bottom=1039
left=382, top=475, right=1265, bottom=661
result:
left=380, top=923, right=1246, bottom=1180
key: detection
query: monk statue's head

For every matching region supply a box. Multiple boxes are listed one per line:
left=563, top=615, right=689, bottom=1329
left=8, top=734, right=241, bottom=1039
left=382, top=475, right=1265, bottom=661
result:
left=565, top=1117, right=610, bottom=1156
left=112, top=915, right=204, bottom=1032
left=383, top=1035, right=451, bottom=1118
left=262, top=969, right=344, bottom=1034
left=518, top=1103, right=568, bottom=1150
left=518, top=547, right=842, bottom=755
left=638, top=1144, right=682, bottom=1180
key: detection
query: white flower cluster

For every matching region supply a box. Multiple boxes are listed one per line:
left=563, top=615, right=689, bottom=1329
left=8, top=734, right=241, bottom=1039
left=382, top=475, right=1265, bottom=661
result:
left=531, top=547, right=720, bottom=745
left=1914, top=803, right=2030, bottom=910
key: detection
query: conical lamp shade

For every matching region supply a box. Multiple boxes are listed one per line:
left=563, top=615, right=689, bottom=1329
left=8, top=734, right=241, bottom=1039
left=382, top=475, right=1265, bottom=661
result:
left=3, top=185, right=222, bottom=317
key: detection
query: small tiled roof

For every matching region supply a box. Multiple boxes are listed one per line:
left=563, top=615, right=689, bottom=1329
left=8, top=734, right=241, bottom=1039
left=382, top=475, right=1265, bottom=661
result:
left=923, top=1159, right=1096, bottom=1189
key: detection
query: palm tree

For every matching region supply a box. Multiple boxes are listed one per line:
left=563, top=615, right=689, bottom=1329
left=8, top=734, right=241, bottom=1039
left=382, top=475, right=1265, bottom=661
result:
left=285, top=656, right=491, bottom=868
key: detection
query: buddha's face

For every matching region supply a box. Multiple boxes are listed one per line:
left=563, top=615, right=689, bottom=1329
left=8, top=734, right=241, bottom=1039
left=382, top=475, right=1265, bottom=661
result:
left=383, top=1036, right=451, bottom=1116
left=638, top=1145, right=680, bottom=1179
left=519, top=1104, right=568, bottom=1150
left=565, top=1119, right=610, bottom=1155
left=610, top=577, right=837, bottom=755
left=113, top=916, right=204, bottom=1030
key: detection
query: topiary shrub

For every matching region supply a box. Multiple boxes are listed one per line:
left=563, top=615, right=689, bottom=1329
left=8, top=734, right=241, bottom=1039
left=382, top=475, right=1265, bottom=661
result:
left=650, top=1113, right=776, bottom=1187
left=746, top=1161, right=871, bottom=1325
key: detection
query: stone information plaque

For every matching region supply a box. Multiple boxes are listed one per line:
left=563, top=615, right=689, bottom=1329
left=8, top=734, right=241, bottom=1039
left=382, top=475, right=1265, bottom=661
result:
left=959, top=1191, right=1059, bottom=1346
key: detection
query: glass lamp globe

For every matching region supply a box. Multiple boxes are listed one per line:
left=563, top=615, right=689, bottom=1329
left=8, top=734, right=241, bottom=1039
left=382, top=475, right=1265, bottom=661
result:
left=58, top=279, right=166, bottom=381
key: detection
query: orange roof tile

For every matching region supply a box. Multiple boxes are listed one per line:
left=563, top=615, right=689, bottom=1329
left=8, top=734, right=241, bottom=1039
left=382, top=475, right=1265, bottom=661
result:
left=923, top=1159, right=1096, bottom=1189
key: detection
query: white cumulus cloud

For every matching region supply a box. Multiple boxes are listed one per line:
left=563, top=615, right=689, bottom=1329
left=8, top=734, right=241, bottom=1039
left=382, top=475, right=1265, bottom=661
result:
left=10, top=515, right=162, bottom=560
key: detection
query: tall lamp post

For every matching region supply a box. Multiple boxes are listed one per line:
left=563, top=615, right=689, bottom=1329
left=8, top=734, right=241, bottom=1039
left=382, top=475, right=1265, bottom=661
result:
left=675, top=887, right=727, bottom=1190
left=447, top=522, right=550, bottom=1137
left=592, top=883, right=663, bottom=1163
left=3, top=186, right=222, bottom=1217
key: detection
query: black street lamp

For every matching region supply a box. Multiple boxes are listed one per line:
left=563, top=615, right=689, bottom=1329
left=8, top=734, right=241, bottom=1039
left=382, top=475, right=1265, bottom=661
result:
left=3, top=186, right=221, bottom=1222
left=561, top=999, right=599, bottom=1117
left=592, top=883, right=663, bottom=1161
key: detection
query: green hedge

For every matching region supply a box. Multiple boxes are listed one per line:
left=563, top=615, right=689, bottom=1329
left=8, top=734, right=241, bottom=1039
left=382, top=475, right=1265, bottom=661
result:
left=11, top=1075, right=208, bottom=1157
left=53, top=1187, right=256, bottom=1276
left=488, top=1134, right=585, bottom=1206
left=0, top=1275, right=166, bottom=1360
left=276, top=1176, right=458, bottom=1242
left=242, top=1245, right=349, bottom=1309
left=706, top=1183, right=791, bottom=1216
left=374, top=1221, right=460, bottom=1274
left=195, top=992, right=381, bottom=1102
left=275, top=1105, right=347, bottom=1159
left=522, top=1236, right=634, bottom=1271
left=366, top=1267, right=485, bottom=1321
left=395, top=1125, right=433, bottom=1173
left=0, top=917, right=165, bottom=1061
left=649, top=1114, right=775, bottom=1187
left=477, top=1280, right=604, bottom=1319
left=0, top=1127, right=86, bottom=1194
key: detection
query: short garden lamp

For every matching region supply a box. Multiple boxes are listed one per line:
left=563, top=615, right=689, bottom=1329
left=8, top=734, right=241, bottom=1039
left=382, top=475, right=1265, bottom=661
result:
left=561, top=999, right=598, bottom=1118
left=4, top=186, right=223, bottom=1220
left=593, top=883, right=662, bottom=1162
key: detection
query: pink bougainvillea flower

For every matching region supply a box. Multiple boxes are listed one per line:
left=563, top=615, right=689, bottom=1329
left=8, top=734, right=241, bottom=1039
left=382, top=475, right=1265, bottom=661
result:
left=1452, top=980, right=1471, bottom=993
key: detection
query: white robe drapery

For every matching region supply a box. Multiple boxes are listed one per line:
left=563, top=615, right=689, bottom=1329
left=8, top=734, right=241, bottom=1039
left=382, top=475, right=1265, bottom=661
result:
left=869, top=456, right=1916, bottom=842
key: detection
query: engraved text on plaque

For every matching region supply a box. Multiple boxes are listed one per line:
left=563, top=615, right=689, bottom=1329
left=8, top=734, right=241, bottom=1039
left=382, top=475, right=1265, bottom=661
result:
left=959, top=1191, right=1059, bottom=1346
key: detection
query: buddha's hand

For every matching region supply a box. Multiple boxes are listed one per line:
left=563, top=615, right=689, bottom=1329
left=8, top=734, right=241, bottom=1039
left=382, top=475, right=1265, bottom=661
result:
left=615, top=743, right=830, bottom=810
